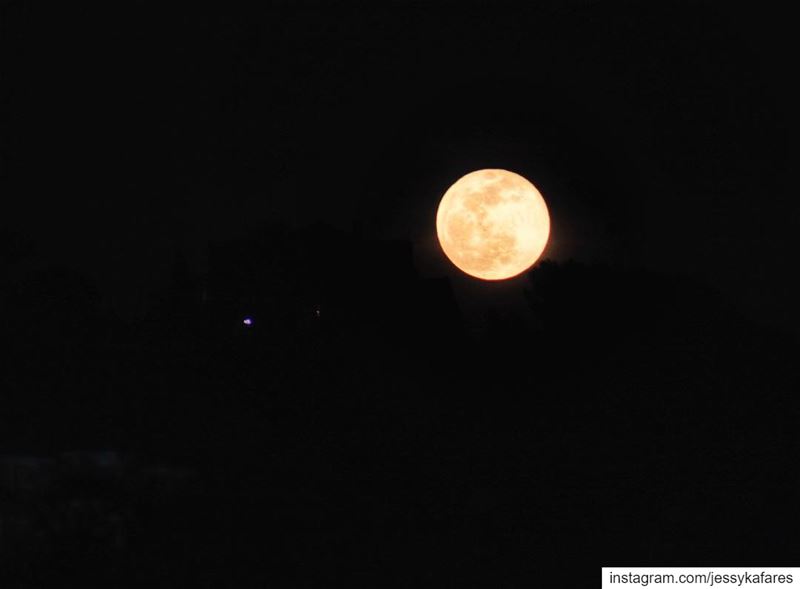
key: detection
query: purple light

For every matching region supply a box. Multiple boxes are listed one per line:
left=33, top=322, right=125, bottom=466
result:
left=242, top=317, right=253, bottom=326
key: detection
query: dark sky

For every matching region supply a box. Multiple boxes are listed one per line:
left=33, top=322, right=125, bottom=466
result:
left=2, top=1, right=798, bottom=330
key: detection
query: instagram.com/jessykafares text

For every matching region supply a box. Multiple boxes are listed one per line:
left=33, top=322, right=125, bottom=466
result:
left=603, top=568, right=797, bottom=588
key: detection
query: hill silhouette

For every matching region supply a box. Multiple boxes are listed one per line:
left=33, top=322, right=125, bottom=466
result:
left=1, top=225, right=798, bottom=587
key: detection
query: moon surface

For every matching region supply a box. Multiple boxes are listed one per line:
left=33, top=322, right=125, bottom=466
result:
left=436, top=169, right=550, bottom=280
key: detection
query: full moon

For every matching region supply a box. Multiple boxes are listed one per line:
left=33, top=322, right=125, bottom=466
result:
left=436, top=169, right=551, bottom=280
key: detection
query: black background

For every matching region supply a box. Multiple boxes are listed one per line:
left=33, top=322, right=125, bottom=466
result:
left=2, top=1, right=798, bottom=587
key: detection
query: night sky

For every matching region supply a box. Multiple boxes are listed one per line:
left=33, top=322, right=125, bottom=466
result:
left=3, top=1, right=797, bottom=330
left=3, top=3, right=800, bottom=586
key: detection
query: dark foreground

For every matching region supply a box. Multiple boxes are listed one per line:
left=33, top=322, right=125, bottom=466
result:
left=2, top=257, right=798, bottom=587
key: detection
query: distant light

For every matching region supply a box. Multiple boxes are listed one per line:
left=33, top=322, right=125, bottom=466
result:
left=242, top=317, right=253, bottom=326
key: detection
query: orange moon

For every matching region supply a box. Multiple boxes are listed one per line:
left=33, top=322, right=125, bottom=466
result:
left=436, top=169, right=550, bottom=280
